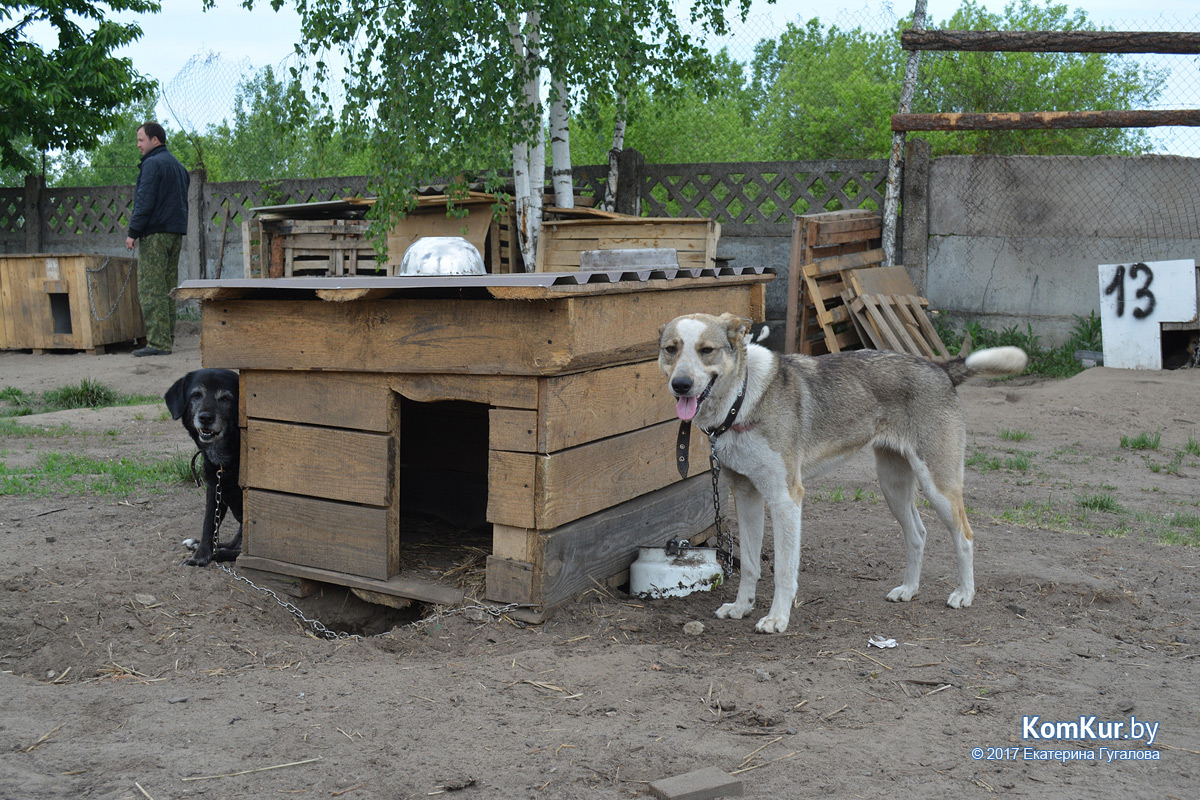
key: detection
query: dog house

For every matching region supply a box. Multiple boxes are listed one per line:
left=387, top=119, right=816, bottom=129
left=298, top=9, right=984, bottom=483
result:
left=0, top=254, right=144, bottom=352
left=175, top=268, right=770, bottom=619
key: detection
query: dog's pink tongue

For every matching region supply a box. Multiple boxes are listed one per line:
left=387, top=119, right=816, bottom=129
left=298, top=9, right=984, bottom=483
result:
left=676, top=395, right=699, bottom=421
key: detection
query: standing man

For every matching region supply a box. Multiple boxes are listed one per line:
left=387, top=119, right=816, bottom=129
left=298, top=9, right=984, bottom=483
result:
left=126, top=121, right=189, bottom=356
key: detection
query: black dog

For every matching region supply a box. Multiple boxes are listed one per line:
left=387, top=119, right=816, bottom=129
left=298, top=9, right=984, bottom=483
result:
left=165, top=369, right=242, bottom=566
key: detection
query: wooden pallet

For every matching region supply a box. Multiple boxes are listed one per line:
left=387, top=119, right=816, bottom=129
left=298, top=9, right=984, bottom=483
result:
left=785, top=210, right=883, bottom=355
left=845, top=292, right=950, bottom=360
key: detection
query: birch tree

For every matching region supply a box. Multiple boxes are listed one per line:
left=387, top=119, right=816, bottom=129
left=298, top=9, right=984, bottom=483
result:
left=225, top=0, right=752, bottom=269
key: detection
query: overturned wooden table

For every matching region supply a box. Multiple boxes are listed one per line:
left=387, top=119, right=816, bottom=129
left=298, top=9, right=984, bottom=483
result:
left=175, top=267, right=772, bottom=620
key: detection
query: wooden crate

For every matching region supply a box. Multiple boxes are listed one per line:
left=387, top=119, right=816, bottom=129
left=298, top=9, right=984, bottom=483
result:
left=182, top=271, right=771, bottom=618
left=0, top=254, right=144, bottom=353
left=784, top=210, right=883, bottom=355
left=535, top=217, right=721, bottom=272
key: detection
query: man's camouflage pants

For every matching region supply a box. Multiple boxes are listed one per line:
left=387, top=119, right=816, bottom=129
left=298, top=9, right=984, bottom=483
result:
left=136, top=232, right=182, bottom=351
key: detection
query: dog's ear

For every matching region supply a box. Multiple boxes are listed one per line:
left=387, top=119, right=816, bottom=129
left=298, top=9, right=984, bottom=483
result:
left=164, top=373, right=192, bottom=420
left=718, top=313, right=752, bottom=347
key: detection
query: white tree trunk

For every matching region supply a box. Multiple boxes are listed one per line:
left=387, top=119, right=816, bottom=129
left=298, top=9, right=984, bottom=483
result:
left=508, top=11, right=544, bottom=272
left=601, top=94, right=627, bottom=212
left=549, top=76, right=573, bottom=209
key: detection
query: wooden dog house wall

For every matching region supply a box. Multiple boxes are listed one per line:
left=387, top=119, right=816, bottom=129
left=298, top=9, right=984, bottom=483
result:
left=177, top=271, right=770, bottom=620
left=0, top=254, right=144, bottom=353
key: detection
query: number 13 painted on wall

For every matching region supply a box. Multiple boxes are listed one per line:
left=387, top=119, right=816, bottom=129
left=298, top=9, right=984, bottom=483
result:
left=1103, top=262, right=1156, bottom=320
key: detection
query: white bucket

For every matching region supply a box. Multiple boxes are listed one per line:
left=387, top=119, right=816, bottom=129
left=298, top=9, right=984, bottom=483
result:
left=629, top=542, right=723, bottom=600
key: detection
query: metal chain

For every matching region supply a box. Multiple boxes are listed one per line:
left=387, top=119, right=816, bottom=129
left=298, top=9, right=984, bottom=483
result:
left=708, top=435, right=736, bottom=577
left=211, top=465, right=223, bottom=552
left=84, top=257, right=135, bottom=322
left=215, top=562, right=531, bottom=641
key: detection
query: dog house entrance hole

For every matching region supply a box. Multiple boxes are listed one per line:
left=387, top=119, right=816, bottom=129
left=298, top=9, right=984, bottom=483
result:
left=48, top=293, right=73, bottom=335
left=397, top=397, right=491, bottom=589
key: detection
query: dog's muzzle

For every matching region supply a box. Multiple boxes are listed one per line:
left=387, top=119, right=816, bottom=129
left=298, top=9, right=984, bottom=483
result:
left=672, top=376, right=716, bottom=422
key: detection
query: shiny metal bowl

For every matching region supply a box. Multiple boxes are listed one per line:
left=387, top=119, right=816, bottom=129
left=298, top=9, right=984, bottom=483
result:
left=399, top=236, right=486, bottom=276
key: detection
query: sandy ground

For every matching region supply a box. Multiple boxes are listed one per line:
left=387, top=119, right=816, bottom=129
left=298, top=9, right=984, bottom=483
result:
left=1, top=325, right=1199, bottom=799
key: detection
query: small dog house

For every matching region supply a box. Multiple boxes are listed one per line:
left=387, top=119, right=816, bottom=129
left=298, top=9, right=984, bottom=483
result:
left=176, top=267, right=770, bottom=619
left=0, top=253, right=144, bottom=352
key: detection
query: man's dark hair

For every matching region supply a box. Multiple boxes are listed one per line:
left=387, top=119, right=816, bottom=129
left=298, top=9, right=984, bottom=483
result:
left=140, top=122, right=168, bottom=145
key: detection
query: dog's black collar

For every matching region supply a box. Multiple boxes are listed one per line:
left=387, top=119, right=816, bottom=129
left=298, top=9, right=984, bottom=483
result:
left=674, top=372, right=749, bottom=479
left=702, top=372, right=749, bottom=439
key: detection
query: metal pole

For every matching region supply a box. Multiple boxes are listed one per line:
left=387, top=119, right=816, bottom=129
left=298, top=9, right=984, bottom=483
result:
left=882, top=0, right=927, bottom=267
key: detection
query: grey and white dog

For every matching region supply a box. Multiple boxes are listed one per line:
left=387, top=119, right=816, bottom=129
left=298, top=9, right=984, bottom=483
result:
left=659, top=312, right=1027, bottom=634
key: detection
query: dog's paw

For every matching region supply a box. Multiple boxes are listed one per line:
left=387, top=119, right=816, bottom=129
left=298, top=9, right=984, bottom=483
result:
left=213, top=546, right=241, bottom=563
left=887, top=584, right=918, bottom=603
left=754, top=611, right=790, bottom=634
left=715, top=600, right=752, bottom=620
left=946, top=588, right=974, bottom=608
left=182, top=538, right=199, bottom=551
left=184, top=552, right=213, bottom=567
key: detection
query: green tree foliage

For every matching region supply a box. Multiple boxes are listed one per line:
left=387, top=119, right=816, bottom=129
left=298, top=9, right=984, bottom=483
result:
left=198, top=65, right=373, bottom=181
left=54, top=95, right=161, bottom=186
left=225, top=0, right=752, bottom=248
left=571, top=49, right=759, bottom=165
left=0, top=0, right=160, bottom=173
left=750, top=19, right=901, bottom=160
left=576, top=0, right=1164, bottom=165
left=914, top=0, right=1165, bottom=155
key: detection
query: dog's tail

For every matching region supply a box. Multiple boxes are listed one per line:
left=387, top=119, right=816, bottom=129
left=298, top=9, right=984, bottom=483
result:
left=945, top=346, right=1028, bottom=385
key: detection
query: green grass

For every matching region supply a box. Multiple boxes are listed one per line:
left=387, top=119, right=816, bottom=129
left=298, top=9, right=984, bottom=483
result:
left=1076, top=493, right=1123, bottom=513
left=999, top=428, right=1033, bottom=442
left=0, top=379, right=158, bottom=419
left=934, top=311, right=1102, bottom=379
left=1186, top=434, right=1200, bottom=457
left=1120, top=431, right=1161, bottom=451
left=0, top=451, right=194, bottom=496
left=1003, top=453, right=1032, bottom=472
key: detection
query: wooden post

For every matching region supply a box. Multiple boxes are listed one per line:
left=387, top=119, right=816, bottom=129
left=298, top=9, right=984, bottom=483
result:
left=186, top=168, right=206, bottom=285
left=614, top=147, right=644, bottom=217
left=901, top=29, right=1200, bottom=54
left=23, top=174, right=44, bottom=253
left=892, top=109, right=1200, bottom=131
left=900, top=137, right=931, bottom=295
left=882, top=0, right=927, bottom=267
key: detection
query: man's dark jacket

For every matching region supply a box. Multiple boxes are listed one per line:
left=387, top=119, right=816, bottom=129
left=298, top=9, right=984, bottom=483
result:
left=128, top=145, right=189, bottom=239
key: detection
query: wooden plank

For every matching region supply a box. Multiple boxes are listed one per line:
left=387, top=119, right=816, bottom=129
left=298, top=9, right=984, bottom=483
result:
left=390, top=373, right=538, bottom=408
left=873, top=295, right=925, bottom=354
left=245, top=489, right=396, bottom=580
left=846, top=265, right=919, bottom=297
left=535, top=418, right=710, bottom=530
left=244, top=370, right=393, bottom=431
left=490, top=408, right=538, bottom=453
left=236, top=555, right=463, bottom=607
left=536, top=219, right=719, bottom=272
left=491, top=524, right=537, bottom=562
left=858, top=295, right=906, bottom=351
left=805, top=247, right=886, bottom=277
left=484, top=556, right=536, bottom=605
left=537, top=473, right=716, bottom=610
left=905, top=294, right=951, bottom=358
left=538, top=360, right=675, bottom=452
left=487, top=450, right=537, bottom=529
left=245, top=419, right=393, bottom=507
left=200, top=297, right=570, bottom=375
